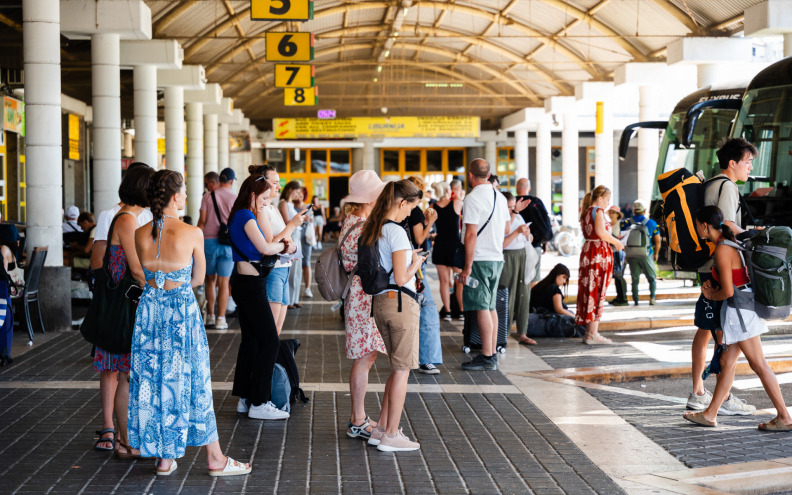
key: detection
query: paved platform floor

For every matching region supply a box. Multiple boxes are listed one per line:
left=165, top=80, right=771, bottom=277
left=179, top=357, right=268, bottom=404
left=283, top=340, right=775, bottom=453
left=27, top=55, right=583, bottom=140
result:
left=4, top=258, right=792, bottom=494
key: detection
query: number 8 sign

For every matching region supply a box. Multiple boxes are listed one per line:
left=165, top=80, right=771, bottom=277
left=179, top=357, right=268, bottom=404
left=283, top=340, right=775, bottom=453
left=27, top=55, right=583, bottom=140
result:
left=251, top=0, right=314, bottom=21
left=266, top=33, right=314, bottom=62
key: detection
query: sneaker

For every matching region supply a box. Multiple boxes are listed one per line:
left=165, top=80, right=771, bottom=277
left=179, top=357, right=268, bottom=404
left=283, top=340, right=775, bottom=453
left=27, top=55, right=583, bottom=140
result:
left=236, top=398, right=249, bottom=414
left=304, top=288, right=313, bottom=298
left=649, top=298, right=657, bottom=305
left=457, top=314, right=465, bottom=321
left=461, top=354, right=497, bottom=371
left=368, top=426, right=385, bottom=446
left=248, top=402, right=290, bottom=420
left=609, top=299, right=629, bottom=307
left=215, top=316, right=228, bottom=330
left=439, top=307, right=452, bottom=321
left=418, top=364, right=440, bottom=375
left=718, top=394, right=756, bottom=416
left=633, top=301, right=640, bottom=306
left=377, top=428, right=420, bottom=452
left=317, top=242, right=323, bottom=250
left=205, top=314, right=216, bottom=327
left=686, top=389, right=712, bottom=411
left=347, top=418, right=373, bottom=440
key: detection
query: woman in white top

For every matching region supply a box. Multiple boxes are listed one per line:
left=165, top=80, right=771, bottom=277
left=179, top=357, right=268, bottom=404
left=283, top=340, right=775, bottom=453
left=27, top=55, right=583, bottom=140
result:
left=280, top=181, right=306, bottom=309
left=359, top=179, right=426, bottom=452
left=500, top=192, right=535, bottom=346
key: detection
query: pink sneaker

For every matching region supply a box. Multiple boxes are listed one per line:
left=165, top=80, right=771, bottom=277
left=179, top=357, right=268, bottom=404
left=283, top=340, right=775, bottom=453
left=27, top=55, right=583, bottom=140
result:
left=376, top=429, right=420, bottom=452
left=367, top=426, right=384, bottom=446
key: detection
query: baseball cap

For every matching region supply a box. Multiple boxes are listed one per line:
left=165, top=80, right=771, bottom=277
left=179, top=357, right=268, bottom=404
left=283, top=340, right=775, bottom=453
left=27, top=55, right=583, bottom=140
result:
left=219, top=168, right=236, bottom=182
left=66, top=205, right=80, bottom=219
left=633, top=200, right=646, bottom=213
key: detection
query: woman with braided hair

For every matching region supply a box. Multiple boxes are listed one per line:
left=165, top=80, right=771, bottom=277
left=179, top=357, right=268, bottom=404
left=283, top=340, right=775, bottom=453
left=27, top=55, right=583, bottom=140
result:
left=129, top=170, right=251, bottom=477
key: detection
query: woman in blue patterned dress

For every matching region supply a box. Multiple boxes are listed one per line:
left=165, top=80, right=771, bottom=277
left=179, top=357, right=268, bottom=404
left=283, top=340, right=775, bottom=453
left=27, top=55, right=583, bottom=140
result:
left=129, top=170, right=251, bottom=477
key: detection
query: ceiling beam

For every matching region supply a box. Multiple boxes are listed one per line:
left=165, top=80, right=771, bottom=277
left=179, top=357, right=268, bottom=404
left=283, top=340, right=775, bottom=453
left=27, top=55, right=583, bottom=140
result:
left=153, top=1, right=198, bottom=37
left=649, top=0, right=703, bottom=34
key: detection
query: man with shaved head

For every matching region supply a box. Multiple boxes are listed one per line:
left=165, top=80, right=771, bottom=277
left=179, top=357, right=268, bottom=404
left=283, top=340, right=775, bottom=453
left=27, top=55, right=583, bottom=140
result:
left=460, top=159, right=510, bottom=371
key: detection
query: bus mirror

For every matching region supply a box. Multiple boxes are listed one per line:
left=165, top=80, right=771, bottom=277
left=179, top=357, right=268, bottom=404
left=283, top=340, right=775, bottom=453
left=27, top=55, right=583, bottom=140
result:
left=681, top=99, right=743, bottom=148
left=618, top=121, right=668, bottom=160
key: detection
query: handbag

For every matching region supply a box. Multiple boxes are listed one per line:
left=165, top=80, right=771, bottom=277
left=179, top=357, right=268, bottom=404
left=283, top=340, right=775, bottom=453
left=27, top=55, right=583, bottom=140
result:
left=524, top=244, right=539, bottom=284
left=210, top=191, right=231, bottom=245
left=230, top=233, right=276, bottom=277
left=454, top=189, right=497, bottom=269
left=80, top=213, right=138, bottom=354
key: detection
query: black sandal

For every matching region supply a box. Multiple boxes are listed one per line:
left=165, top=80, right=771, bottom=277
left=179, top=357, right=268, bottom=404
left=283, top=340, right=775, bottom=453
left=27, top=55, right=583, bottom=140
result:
left=94, top=428, right=116, bottom=451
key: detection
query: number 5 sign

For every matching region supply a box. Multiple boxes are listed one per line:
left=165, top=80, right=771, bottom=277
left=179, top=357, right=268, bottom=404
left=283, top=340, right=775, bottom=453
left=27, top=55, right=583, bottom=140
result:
left=251, top=0, right=314, bottom=21
left=266, top=32, right=314, bottom=62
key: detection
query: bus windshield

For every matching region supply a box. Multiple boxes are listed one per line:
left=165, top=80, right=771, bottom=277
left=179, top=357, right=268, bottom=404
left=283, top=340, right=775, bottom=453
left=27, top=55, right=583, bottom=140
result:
left=652, top=108, right=739, bottom=201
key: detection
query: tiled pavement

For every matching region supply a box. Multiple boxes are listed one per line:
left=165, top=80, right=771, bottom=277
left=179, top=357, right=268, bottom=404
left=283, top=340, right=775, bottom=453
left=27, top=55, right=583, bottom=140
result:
left=0, top=301, right=623, bottom=495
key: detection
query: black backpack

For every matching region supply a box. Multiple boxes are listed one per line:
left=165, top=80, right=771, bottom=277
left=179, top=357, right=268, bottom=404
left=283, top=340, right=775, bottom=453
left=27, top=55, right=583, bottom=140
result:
left=519, top=195, right=553, bottom=246
left=357, top=224, right=394, bottom=295
left=276, top=339, right=309, bottom=404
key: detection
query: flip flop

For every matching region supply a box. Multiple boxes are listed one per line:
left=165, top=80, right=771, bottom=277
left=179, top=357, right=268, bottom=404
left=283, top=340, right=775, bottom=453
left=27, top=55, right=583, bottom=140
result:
left=208, top=457, right=252, bottom=477
left=115, top=440, right=141, bottom=460
left=94, top=428, right=116, bottom=452
left=519, top=337, right=537, bottom=346
left=156, top=459, right=177, bottom=476
left=683, top=411, right=717, bottom=427
left=583, top=334, right=612, bottom=345
left=759, top=417, right=792, bottom=432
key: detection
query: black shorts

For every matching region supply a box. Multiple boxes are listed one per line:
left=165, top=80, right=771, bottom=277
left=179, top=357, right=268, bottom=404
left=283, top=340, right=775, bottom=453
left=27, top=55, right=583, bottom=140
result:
left=432, top=240, right=459, bottom=267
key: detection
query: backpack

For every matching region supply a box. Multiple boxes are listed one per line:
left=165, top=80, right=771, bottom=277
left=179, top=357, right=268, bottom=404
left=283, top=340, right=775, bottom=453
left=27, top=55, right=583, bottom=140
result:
left=315, top=221, right=363, bottom=301
left=724, top=228, right=792, bottom=320
left=277, top=338, right=309, bottom=404
left=357, top=229, right=393, bottom=296
left=625, top=218, right=651, bottom=259
left=520, top=195, right=553, bottom=245
left=270, top=363, right=291, bottom=413
left=657, top=168, right=715, bottom=270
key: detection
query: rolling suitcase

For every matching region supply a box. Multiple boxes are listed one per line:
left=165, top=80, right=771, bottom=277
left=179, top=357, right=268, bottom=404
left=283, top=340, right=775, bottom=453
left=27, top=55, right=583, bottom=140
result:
left=462, top=287, right=509, bottom=354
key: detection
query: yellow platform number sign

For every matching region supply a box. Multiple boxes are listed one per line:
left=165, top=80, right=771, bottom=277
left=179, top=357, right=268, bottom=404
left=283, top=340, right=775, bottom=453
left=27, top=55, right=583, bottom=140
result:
left=266, top=32, right=313, bottom=62
left=284, top=87, right=317, bottom=106
left=275, top=64, right=314, bottom=88
left=251, top=0, right=314, bottom=21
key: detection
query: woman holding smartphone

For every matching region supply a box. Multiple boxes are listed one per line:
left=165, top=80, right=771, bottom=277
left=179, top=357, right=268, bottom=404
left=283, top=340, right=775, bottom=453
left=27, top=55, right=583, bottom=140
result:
left=360, top=179, right=425, bottom=452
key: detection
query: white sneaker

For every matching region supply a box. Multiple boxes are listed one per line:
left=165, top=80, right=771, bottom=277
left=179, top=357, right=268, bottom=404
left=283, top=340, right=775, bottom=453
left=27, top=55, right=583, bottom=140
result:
left=205, top=314, right=216, bottom=327
left=718, top=394, right=756, bottom=416
left=304, top=288, right=314, bottom=298
left=686, top=389, right=713, bottom=411
left=236, top=398, right=249, bottom=414
left=215, top=316, right=228, bottom=330
left=377, top=428, right=420, bottom=452
left=248, top=401, right=290, bottom=420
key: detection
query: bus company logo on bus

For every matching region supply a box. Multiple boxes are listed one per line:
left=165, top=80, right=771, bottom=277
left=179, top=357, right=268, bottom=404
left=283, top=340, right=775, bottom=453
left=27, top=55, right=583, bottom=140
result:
left=697, top=94, right=741, bottom=102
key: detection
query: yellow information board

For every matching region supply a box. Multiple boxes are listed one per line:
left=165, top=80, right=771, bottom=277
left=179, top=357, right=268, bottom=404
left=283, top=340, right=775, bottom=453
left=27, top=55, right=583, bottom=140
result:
left=284, top=87, right=317, bottom=106
left=251, top=0, right=313, bottom=21
left=275, top=64, right=314, bottom=88
left=273, top=116, right=480, bottom=139
left=266, top=32, right=313, bottom=62
left=68, top=114, right=80, bottom=160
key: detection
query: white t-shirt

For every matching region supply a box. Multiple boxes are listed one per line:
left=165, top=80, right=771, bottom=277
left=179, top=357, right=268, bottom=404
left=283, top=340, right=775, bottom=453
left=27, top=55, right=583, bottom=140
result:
left=504, top=215, right=528, bottom=251
left=462, top=185, right=510, bottom=262
left=94, top=204, right=154, bottom=242
left=266, top=204, right=292, bottom=268
left=377, top=222, right=416, bottom=294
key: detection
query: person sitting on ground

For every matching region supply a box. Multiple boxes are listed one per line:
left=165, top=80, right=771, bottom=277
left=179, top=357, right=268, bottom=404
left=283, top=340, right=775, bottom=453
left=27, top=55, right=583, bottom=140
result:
left=683, top=205, right=790, bottom=429
left=525, top=263, right=585, bottom=339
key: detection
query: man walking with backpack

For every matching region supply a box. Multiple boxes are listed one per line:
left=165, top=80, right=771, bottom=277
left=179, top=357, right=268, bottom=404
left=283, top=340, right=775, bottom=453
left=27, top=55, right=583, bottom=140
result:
left=623, top=200, right=661, bottom=305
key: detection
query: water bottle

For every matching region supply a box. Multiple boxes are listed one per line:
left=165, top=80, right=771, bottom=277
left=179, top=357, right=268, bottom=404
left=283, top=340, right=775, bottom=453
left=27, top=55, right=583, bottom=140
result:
left=457, top=274, right=479, bottom=288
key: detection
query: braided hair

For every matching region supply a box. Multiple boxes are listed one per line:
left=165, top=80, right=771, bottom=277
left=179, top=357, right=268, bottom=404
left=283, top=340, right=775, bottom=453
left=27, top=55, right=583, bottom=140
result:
left=147, top=170, right=184, bottom=239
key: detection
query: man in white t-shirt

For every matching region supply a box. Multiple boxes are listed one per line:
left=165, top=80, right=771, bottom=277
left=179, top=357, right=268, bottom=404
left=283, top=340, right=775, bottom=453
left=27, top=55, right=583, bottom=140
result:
left=460, top=158, right=510, bottom=371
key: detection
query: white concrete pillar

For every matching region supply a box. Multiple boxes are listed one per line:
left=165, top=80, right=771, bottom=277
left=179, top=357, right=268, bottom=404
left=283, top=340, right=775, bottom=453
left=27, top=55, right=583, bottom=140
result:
left=203, top=113, right=218, bottom=174
left=514, top=129, right=529, bottom=181
left=561, top=112, right=579, bottom=228
left=362, top=140, right=376, bottom=172
left=484, top=139, right=497, bottom=171
left=594, top=101, right=614, bottom=190
left=535, top=120, right=552, bottom=211
left=23, top=0, right=63, bottom=265
left=186, top=102, right=203, bottom=220
left=91, top=33, right=122, bottom=213
left=133, top=64, right=157, bottom=167
left=163, top=86, right=184, bottom=175
left=218, top=122, right=229, bottom=170
left=637, top=86, right=660, bottom=203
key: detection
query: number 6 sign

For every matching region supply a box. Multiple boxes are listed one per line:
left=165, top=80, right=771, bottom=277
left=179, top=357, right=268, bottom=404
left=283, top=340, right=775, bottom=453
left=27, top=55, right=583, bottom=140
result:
left=266, top=32, right=314, bottom=62
left=251, top=0, right=314, bottom=21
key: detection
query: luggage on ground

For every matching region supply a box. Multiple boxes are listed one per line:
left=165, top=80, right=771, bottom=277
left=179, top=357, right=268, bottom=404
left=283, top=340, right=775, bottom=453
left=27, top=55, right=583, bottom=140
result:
left=270, top=363, right=291, bottom=412
left=525, top=311, right=585, bottom=338
left=277, top=338, right=309, bottom=403
left=462, top=287, right=509, bottom=353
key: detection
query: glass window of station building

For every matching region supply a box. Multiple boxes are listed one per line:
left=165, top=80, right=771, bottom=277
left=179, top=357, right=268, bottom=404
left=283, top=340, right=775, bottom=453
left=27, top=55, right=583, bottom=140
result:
left=380, top=148, right=467, bottom=186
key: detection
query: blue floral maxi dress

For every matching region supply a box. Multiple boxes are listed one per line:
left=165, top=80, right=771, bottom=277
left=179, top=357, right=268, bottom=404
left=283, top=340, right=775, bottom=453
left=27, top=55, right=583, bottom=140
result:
left=128, top=222, right=218, bottom=459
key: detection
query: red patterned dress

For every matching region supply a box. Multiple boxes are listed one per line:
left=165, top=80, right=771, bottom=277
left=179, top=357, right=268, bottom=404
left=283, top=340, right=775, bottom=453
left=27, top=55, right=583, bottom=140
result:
left=575, top=206, right=614, bottom=325
left=339, top=214, right=386, bottom=360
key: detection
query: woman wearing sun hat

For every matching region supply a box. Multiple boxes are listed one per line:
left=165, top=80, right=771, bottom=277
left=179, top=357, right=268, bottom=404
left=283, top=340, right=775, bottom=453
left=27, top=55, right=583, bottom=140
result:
left=337, top=170, right=389, bottom=441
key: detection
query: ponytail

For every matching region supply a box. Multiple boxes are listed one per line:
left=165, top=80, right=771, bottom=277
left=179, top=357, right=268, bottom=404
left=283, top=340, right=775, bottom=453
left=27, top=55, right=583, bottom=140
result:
left=580, top=185, right=611, bottom=221
left=359, top=180, right=420, bottom=247
left=579, top=193, right=593, bottom=221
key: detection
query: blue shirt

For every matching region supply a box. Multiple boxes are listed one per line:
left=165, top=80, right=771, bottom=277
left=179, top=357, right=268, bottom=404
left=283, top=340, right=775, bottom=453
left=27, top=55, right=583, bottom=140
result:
left=621, top=214, right=660, bottom=256
left=229, top=209, right=264, bottom=262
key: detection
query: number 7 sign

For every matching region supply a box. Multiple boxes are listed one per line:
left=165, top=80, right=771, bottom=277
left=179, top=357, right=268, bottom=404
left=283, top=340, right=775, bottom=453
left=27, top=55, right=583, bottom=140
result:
left=266, top=32, right=314, bottom=62
left=275, top=64, right=314, bottom=88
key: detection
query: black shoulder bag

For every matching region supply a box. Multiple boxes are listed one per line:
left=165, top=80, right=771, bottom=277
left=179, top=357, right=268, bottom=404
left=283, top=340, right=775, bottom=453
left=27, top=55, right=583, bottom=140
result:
left=454, top=188, right=497, bottom=269
left=210, top=191, right=232, bottom=245
left=229, top=232, right=277, bottom=278
left=80, top=213, right=138, bottom=354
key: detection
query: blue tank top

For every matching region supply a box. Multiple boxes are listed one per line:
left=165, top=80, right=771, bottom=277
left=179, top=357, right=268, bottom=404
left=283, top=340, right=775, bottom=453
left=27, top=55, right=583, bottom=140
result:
left=229, top=209, right=264, bottom=262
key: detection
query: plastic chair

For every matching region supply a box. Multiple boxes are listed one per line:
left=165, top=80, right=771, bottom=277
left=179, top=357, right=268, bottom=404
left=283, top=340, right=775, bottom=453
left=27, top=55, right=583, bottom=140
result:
left=18, top=247, right=47, bottom=344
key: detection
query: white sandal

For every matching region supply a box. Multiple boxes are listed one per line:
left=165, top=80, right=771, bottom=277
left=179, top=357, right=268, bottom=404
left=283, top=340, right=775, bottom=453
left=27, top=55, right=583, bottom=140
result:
left=208, top=457, right=252, bottom=477
left=155, top=459, right=177, bottom=476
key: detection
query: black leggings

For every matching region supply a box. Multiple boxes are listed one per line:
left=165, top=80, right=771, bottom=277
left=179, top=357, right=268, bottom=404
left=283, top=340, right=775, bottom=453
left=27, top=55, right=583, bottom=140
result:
left=231, top=273, right=280, bottom=406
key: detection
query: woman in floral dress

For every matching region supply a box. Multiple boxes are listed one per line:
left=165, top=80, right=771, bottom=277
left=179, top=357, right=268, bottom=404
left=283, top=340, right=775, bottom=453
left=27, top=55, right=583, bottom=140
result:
left=575, top=185, right=624, bottom=345
left=339, top=170, right=387, bottom=440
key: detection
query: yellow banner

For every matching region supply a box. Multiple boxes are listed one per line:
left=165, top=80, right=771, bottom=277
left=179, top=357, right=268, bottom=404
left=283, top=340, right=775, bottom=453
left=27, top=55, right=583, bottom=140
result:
left=68, top=114, right=80, bottom=160
left=157, top=138, right=188, bottom=155
left=595, top=101, right=604, bottom=135
left=273, top=116, right=480, bottom=139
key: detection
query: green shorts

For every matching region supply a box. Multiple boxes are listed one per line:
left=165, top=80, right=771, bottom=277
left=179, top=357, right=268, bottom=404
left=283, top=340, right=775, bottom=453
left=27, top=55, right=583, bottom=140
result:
left=463, top=261, right=504, bottom=311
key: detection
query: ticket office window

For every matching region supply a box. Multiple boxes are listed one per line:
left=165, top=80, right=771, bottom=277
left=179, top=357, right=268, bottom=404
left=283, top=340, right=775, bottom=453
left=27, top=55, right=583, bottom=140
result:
left=380, top=148, right=466, bottom=186
left=281, top=148, right=351, bottom=204
left=496, top=147, right=517, bottom=192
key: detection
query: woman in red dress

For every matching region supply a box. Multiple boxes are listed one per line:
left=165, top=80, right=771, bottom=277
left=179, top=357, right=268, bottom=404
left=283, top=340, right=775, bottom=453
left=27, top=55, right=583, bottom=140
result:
left=575, top=186, right=624, bottom=344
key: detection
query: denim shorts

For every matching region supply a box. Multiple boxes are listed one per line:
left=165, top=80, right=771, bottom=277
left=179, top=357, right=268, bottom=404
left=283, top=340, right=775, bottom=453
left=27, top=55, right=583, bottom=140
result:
left=205, top=238, right=233, bottom=277
left=266, top=267, right=290, bottom=305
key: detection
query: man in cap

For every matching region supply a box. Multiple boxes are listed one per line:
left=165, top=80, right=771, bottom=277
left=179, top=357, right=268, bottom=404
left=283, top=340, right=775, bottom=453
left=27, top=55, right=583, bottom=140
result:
left=198, top=167, right=237, bottom=330
left=622, top=199, right=660, bottom=305
left=62, top=205, right=83, bottom=233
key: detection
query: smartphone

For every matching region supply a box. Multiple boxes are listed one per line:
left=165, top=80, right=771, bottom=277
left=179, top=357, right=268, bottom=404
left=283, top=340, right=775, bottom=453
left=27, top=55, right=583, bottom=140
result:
left=125, top=284, right=144, bottom=303
left=417, top=250, right=430, bottom=257
left=301, top=205, right=314, bottom=215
